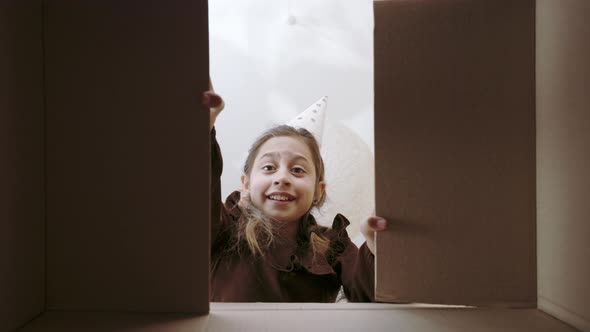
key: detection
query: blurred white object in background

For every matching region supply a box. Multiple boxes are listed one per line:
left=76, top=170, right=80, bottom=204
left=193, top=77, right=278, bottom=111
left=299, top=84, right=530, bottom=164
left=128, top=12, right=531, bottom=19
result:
left=209, top=0, right=374, bottom=239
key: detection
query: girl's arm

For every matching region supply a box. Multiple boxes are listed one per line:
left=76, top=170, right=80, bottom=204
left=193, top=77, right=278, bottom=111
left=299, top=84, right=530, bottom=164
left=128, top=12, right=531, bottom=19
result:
left=339, top=215, right=389, bottom=302
left=202, top=86, right=228, bottom=245
left=339, top=239, right=376, bottom=302
left=210, top=127, right=226, bottom=243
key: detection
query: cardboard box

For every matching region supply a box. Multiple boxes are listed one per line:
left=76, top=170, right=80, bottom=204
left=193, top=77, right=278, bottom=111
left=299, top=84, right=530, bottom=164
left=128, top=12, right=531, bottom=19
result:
left=374, top=0, right=536, bottom=306
left=1, top=1, right=210, bottom=330
left=1, top=0, right=588, bottom=331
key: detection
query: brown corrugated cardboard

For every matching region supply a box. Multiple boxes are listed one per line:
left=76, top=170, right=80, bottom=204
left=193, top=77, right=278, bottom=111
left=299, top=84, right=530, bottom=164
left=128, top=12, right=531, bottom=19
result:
left=44, top=0, right=210, bottom=313
left=19, top=305, right=580, bottom=332
left=537, top=0, right=590, bottom=330
left=374, top=0, right=537, bottom=306
left=4, top=0, right=590, bottom=330
left=0, top=0, right=45, bottom=330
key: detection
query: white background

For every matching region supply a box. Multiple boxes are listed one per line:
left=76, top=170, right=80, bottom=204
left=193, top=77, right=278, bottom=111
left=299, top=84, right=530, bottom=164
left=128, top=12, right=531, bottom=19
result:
left=209, top=0, right=374, bottom=240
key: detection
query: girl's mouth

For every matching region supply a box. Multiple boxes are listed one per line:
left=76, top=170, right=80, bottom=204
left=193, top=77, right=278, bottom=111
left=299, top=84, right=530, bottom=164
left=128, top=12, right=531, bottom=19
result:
left=266, top=193, right=296, bottom=202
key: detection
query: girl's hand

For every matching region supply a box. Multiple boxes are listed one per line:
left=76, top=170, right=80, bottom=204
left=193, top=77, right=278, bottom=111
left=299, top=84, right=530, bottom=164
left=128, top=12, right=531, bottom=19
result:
left=360, top=215, right=389, bottom=255
left=201, top=79, right=224, bottom=130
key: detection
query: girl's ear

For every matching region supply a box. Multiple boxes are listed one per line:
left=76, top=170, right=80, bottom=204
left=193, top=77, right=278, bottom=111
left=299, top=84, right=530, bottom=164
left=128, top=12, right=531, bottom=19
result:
left=241, top=175, right=250, bottom=190
left=315, top=181, right=326, bottom=201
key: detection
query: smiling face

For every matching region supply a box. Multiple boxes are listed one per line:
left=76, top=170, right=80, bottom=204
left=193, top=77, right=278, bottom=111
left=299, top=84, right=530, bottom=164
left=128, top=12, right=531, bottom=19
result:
left=242, top=136, right=325, bottom=223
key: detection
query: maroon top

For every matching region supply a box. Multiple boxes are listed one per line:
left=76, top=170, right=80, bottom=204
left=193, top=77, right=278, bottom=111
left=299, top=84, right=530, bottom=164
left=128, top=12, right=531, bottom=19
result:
left=210, top=128, right=375, bottom=302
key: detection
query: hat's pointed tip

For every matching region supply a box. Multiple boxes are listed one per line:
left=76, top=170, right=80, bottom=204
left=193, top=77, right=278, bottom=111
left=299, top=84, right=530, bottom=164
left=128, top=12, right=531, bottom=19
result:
left=286, top=96, right=328, bottom=146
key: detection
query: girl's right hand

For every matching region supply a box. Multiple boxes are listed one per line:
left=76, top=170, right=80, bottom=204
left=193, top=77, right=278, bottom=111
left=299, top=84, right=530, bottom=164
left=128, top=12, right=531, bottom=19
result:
left=201, top=79, right=224, bottom=130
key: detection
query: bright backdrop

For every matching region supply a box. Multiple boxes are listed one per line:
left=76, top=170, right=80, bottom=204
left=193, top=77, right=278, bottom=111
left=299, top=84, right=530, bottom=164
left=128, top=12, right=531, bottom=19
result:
left=209, top=0, right=374, bottom=241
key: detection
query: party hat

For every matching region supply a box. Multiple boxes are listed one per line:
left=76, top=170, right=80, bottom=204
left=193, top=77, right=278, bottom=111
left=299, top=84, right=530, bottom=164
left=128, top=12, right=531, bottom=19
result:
left=286, top=96, right=327, bottom=146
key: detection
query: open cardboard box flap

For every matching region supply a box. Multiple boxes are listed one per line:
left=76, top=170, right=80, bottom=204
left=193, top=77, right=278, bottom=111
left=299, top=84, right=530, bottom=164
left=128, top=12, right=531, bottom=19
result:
left=374, top=0, right=536, bottom=306
left=2, top=0, right=589, bottom=331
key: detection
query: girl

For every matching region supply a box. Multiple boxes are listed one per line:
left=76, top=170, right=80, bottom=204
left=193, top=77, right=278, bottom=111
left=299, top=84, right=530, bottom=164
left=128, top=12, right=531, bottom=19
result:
left=202, top=88, right=388, bottom=302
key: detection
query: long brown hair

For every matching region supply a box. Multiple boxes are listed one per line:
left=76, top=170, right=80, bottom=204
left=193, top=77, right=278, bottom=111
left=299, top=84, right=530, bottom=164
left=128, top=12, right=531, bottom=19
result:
left=238, top=125, right=330, bottom=258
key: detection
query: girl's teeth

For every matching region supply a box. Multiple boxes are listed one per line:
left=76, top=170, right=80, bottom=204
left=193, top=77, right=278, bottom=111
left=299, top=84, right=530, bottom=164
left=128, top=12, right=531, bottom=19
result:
left=270, top=195, right=292, bottom=201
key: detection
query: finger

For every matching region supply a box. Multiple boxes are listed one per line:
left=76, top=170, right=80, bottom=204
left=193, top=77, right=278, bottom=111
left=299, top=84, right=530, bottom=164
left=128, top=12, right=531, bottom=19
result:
left=201, top=91, right=223, bottom=109
left=367, top=216, right=388, bottom=231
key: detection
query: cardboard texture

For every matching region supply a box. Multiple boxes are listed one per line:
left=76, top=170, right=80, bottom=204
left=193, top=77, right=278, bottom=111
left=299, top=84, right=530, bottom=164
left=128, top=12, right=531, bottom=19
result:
left=19, top=306, right=580, bottom=332
left=0, top=1, right=45, bottom=330
left=44, top=0, right=210, bottom=313
left=4, top=0, right=590, bottom=330
left=537, top=1, right=590, bottom=331
left=374, top=0, right=536, bottom=306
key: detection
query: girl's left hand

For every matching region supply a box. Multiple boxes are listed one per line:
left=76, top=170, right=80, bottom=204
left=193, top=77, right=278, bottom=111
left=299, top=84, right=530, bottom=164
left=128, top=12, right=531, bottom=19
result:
left=360, top=215, right=389, bottom=255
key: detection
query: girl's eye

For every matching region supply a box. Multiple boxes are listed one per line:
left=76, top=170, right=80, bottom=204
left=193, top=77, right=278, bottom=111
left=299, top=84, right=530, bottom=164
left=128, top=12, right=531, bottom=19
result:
left=291, top=167, right=306, bottom=174
left=262, top=165, right=275, bottom=171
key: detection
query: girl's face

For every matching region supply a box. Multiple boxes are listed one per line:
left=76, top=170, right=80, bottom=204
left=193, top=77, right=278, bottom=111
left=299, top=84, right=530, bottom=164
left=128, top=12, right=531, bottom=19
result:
left=242, top=136, right=325, bottom=223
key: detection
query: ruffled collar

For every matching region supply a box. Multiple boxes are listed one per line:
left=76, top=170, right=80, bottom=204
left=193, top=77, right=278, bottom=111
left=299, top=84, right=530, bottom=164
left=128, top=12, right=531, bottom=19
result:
left=224, top=191, right=351, bottom=276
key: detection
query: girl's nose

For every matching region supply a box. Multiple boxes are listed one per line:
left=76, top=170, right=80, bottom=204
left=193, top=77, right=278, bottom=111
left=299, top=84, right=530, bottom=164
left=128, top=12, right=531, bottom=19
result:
left=273, top=170, right=291, bottom=186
